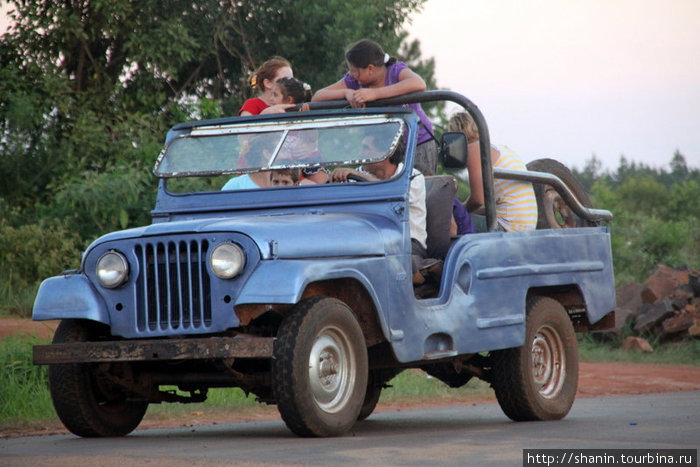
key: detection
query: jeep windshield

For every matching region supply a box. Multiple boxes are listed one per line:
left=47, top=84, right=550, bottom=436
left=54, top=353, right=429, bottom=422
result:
left=154, top=115, right=405, bottom=193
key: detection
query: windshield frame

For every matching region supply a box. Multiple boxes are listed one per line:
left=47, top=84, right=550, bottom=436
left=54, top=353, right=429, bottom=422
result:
left=153, top=114, right=407, bottom=179
left=150, top=108, right=421, bottom=218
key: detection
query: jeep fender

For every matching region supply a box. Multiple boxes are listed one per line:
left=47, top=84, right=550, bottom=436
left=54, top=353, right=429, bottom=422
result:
left=32, top=274, right=110, bottom=325
left=237, top=257, right=391, bottom=337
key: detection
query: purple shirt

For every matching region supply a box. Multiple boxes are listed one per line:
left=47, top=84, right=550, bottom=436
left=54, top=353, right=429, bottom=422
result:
left=343, top=62, right=433, bottom=145
left=453, top=197, right=475, bottom=234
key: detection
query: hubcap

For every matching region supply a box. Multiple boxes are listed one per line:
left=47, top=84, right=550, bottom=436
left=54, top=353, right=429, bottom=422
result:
left=531, top=324, right=566, bottom=398
left=308, top=325, right=356, bottom=413
left=543, top=188, right=576, bottom=228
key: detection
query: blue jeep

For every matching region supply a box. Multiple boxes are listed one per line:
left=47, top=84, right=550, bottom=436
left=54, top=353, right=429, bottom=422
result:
left=32, top=91, right=615, bottom=438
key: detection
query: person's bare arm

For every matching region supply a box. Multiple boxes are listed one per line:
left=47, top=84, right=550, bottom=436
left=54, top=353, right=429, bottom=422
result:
left=350, top=68, right=426, bottom=106
left=312, top=79, right=353, bottom=102
left=259, top=104, right=296, bottom=114
left=330, top=167, right=378, bottom=182
left=465, top=141, right=484, bottom=212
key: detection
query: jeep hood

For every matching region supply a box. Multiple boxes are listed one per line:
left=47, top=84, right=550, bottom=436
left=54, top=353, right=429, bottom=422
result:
left=88, top=212, right=395, bottom=260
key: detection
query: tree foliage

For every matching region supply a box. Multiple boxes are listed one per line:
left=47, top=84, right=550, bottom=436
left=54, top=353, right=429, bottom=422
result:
left=574, top=152, right=700, bottom=285
left=1, top=0, right=429, bottom=203
left=3, top=0, right=697, bottom=317
left=0, top=0, right=430, bottom=315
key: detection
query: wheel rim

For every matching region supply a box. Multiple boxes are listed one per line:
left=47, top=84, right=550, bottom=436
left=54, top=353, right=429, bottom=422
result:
left=308, top=325, right=357, bottom=414
left=531, top=324, right=566, bottom=398
left=93, top=367, right=135, bottom=412
left=542, top=187, right=576, bottom=228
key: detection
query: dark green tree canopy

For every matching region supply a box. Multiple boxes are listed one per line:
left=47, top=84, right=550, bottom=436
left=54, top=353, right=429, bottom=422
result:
left=1, top=0, right=431, bottom=208
left=2, top=0, right=428, bottom=113
left=0, top=1, right=434, bottom=311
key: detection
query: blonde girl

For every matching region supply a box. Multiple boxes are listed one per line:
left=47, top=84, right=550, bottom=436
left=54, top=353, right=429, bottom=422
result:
left=448, top=112, right=538, bottom=232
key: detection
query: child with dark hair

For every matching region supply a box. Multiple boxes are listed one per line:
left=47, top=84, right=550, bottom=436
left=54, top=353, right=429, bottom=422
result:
left=271, top=168, right=302, bottom=186
left=269, top=78, right=328, bottom=184
left=312, top=39, right=437, bottom=175
left=273, top=77, right=312, bottom=108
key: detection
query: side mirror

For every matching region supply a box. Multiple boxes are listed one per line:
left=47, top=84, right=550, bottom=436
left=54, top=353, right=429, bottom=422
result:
left=439, top=132, right=468, bottom=169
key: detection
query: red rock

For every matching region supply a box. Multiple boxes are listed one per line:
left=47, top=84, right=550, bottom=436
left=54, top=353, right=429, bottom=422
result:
left=642, top=264, right=689, bottom=304
left=662, top=312, right=696, bottom=335
left=689, top=319, right=700, bottom=338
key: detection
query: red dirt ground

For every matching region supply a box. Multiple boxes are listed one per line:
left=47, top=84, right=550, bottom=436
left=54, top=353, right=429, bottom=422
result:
left=3, top=318, right=700, bottom=437
left=0, top=318, right=59, bottom=340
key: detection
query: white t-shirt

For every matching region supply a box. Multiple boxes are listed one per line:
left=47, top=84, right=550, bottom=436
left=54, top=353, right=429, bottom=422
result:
left=398, top=162, right=427, bottom=249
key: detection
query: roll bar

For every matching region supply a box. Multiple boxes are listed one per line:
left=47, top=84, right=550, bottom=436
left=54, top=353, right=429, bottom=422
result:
left=305, top=90, right=610, bottom=229
left=494, top=168, right=612, bottom=222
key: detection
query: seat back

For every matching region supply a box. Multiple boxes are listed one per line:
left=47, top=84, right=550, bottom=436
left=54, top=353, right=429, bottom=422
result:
left=424, top=175, right=457, bottom=259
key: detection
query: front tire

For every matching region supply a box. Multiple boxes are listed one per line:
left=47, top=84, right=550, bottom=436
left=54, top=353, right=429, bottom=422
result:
left=272, top=297, right=368, bottom=437
left=48, top=320, right=148, bottom=437
left=491, top=297, right=578, bottom=421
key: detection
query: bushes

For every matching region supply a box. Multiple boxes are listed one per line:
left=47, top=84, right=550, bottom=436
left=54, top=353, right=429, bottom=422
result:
left=0, top=217, right=83, bottom=316
left=0, top=163, right=157, bottom=317
left=607, top=212, right=696, bottom=285
left=46, top=164, right=155, bottom=240
left=585, top=157, right=700, bottom=285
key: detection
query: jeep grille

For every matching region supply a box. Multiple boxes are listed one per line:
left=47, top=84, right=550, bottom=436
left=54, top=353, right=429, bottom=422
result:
left=134, top=240, right=212, bottom=332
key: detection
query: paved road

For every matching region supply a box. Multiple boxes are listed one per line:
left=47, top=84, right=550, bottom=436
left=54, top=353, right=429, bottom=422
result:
left=1, top=392, right=698, bottom=466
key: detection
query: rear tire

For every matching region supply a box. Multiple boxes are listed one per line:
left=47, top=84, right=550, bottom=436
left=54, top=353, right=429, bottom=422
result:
left=356, top=368, right=400, bottom=421
left=48, top=320, right=148, bottom=437
left=491, top=297, right=578, bottom=421
left=272, top=297, right=368, bottom=437
left=357, top=370, right=383, bottom=421
left=526, top=158, right=594, bottom=229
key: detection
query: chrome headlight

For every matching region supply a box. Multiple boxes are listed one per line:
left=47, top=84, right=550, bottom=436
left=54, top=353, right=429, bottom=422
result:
left=96, top=251, right=129, bottom=288
left=210, top=242, right=246, bottom=279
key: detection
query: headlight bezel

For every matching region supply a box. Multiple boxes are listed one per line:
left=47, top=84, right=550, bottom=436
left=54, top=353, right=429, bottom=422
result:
left=96, top=250, right=130, bottom=289
left=210, top=241, right=246, bottom=279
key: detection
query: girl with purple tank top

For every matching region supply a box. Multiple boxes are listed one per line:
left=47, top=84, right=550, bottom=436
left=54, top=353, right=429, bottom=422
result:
left=312, top=39, right=437, bottom=175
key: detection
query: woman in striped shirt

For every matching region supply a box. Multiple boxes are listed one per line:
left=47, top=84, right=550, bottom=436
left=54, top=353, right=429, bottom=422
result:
left=448, top=112, right=537, bottom=232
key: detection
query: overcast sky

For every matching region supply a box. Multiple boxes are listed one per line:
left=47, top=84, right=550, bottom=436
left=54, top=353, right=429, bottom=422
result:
left=407, top=0, right=700, bottom=171
left=3, top=2, right=698, bottom=171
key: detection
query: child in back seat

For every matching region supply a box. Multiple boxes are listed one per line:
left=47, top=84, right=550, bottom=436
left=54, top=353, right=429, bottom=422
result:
left=451, top=177, right=475, bottom=236
left=451, top=196, right=475, bottom=236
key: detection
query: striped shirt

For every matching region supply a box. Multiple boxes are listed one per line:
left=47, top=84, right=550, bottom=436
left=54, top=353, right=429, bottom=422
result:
left=493, top=145, right=538, bottom=231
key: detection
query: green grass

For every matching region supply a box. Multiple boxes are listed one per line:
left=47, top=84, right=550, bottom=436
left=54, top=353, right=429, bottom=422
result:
left=578, top=334, right=700, bottom=366
left=381, top=369, right=493, bottom=403
left=0, top=335, right=55, bottom=432
left=143, top=387, right=272, bottom=423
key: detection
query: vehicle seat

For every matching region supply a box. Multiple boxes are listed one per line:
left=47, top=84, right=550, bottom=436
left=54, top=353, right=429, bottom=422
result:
left=424, top=175, right=457, bottom=260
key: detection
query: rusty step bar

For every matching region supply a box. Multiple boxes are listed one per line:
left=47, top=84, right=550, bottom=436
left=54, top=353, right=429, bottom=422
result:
left=34, top=335, right=275, bottom=365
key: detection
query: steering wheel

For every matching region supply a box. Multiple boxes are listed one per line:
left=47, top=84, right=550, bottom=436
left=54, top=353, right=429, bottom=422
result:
left=346, top=173, right=370, bottom=182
